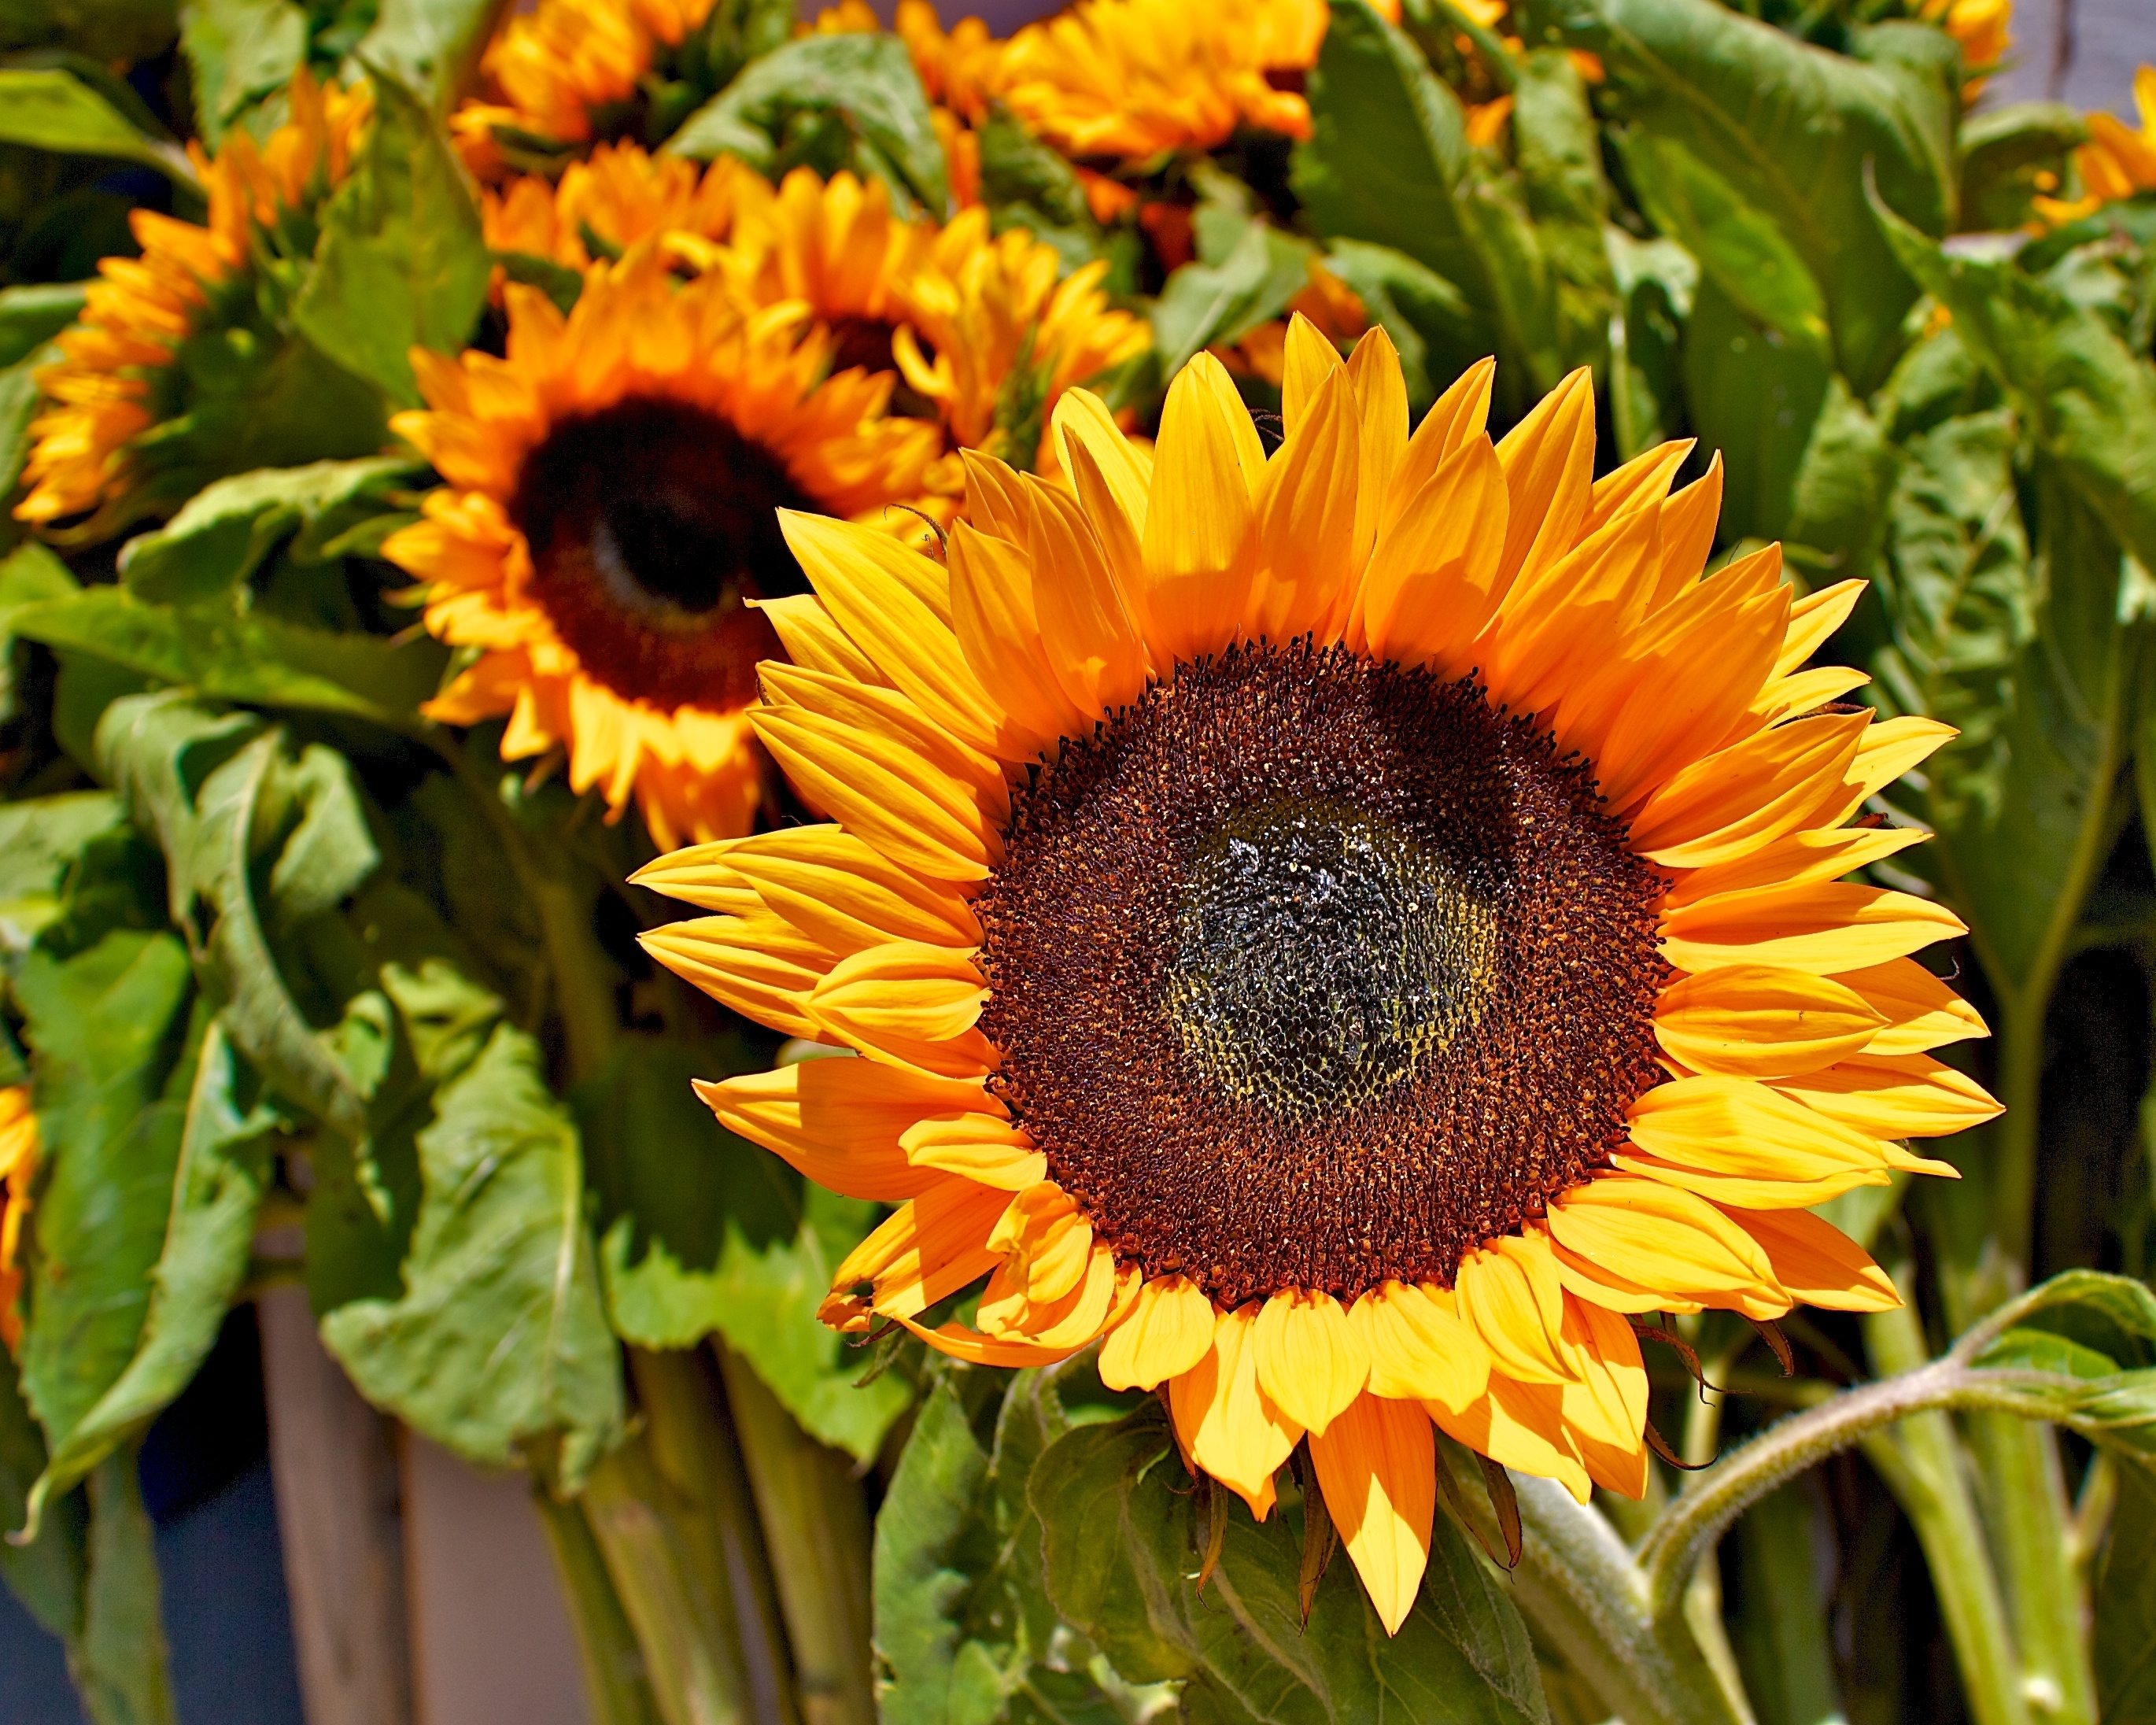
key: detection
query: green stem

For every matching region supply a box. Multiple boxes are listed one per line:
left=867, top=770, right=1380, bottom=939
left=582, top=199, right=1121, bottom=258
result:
left=1863, top=1303, right=2032, bottom=1725
left=1678, top=1345, right=1756, bottom=1725
left=531, top=1487, right=666, bottom=1725
left=1437, top=1439, right=1748, bottom=1725
left=714, top=1343, right=876, bottom=1725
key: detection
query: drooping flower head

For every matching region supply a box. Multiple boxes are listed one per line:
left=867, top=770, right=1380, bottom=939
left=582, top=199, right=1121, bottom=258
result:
left=15, top=70, right=376, bottom=534
left=380, top=243, right=943, bottom=849
left=719, top=167, right=1150, bottom=475
left=638, top=323, right=1996, bottom=1631
left=0, top=1088, right=39, bottom=1354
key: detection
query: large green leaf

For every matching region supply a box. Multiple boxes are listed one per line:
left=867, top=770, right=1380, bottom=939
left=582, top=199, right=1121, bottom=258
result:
left=668, top=33, right=950, bottom=218
left=179, top=0, right=307, bottom=146
left=1151, top=216, right=1316, bottom=379
left=11, top=928, right=194, bottom=1470
left=117, top=456, right=422, bottom=604
left=2095, top=1459, right=2156, bottom=1724
left=9, top=582, right=447, bottom=724
left=1511, top=48, right=1613, bottom=375
left=0, top=791, right=130, bottom=952
left=24, top=1019, right=281, bottom=1530
left=1525, top=0, right=1952, bottom=392
left=0, top=67, right=196, bottom=187
left=0, top=1342, right=83, bottom=1639
left=323, top=1018, right=624, bottom=1487
left=876, top=1365, right=1151, bottom=1725
left=1681, top=275, right=1833, bottom=545
left=292, top=68, right=490, bottom=408
left=1032, top=1403, right=1552, bottom=1723
left=582, top=1039, right=911, bottom=1464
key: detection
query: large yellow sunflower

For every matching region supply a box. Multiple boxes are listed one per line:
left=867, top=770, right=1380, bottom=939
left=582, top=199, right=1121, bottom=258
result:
left=637, top=322, right=1995, bottom=1631
left=380, top=243, right=943, bottom=850
left=721, top=167, right=1150, bottom=476
left=14, top=70, right=373, bottom=533
left=0, top=1087, right=38, bottom=1354
left=995, top=0, right=1341, bottom=162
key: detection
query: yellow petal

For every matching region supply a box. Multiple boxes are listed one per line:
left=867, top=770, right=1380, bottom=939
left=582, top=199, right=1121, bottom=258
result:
left=1776, top=578, right=1866, bottom=677
left=1554, top=1298, right=1651, bottom=1498
left=1051, top=386, right=1151, bottom=537
left=1309, top=1393, right=1434, bottom=1636
left=1774, top=1051, right=2002, bottom=1140
left=1583, top=439, right=1692, bottom=538
left=1252, top=1288, right=1369, bottom=1437
left=692, top=1062, right=954, bottom=1202
left=1654, top=964, right=1888, bottom=1079
left=832, top=1178, right=1008, bottom=1319
left=1098, top=1274, right=1216, bottom=1391
left=1357, top=436, right=1508, bottom=674
left=804, top=940, right=995, bottom=1077
left=946, top=519, right=1087, bottom=755
left=1619, top=1075, right=1897, bottom=1207
left=1659, top=881, right=1967, bottom=976
left=1648, top=452, right=1722, bottom=607
left=1721, top=1205, right=1900, bottom=1311
left=1246, top=360, right=1361, bottom=645
left=1384, top=356, right=1494, bottom=538
left=1543, top=1177, right=1788, bottom=1319
left=1840, top=959, right=1990, bottom=1056
left=1492, top=364, right=1595, bottom=598
left=899, top=1113, right=1047, bottom=1189
left=1168, top=1303, right=1303, bottom=1517
left=1139, top=352, right=1257, bottom=663
left=755, top=593, right=890, bottom=687
left=1279, top=311, right=1345, bottom=438
left=1346, top=324, right=1408, bottom=573
left=1024, top=475, right=1150, bottom=714
left=1428, top=1375, right=1590, bottom=1505
left=1627, top=711, right=1870, bottom=867
left=1454, top=1235, right=1571, bottom=1385
left=1667, top=824, right=1930, bottom=907
left=1352, top=1281, right=1490, bottom=1411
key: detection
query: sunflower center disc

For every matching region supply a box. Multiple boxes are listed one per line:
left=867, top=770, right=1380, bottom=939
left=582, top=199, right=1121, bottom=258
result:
left=976, top=641, right=1670, bottom=1307
left=1166, top=800, right=1498, bottom=1121
left=513, top=396, right=818, bottom=711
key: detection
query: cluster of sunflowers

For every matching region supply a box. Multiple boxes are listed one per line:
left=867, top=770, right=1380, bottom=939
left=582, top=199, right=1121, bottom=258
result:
left=5, top=0, right=2156, bottom=1719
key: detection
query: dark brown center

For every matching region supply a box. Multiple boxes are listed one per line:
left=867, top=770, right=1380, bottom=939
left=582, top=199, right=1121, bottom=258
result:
left=511, top=396, right=818, bottom=713
left=975, top=641, right=1670, bottom=1308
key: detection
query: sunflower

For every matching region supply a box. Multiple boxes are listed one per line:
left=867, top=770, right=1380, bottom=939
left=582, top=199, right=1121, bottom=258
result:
left=14, top=70, right=375, bottom=534
left=996, top=0, right=1334, bottom=162
left=449, top=0, right=716, bottom=179
left=1918, top=0, right=2010, bottom=96
left=380, top=242, right=943, bottom=850
left=720, top=167, right=1149, bottom=475
left=0, top=1087, right=38, bottom=1354
left=484, top=141, right=743, bottom=277
left=636, top=322, right=1995, bottom=1631
left=2036, top=67, right=2156, bottom=224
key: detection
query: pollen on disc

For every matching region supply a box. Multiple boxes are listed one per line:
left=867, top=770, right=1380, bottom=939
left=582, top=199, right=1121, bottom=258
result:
left=976, top=641, right=1669, bottom=1309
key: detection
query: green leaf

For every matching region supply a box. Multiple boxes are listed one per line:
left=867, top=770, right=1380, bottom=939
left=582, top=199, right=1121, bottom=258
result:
left=1681, top=275, right=1833, bottom=545
left=0, top=1343, right=84, bottom=1640
left=117, top=457, right=423, bottom=604
left=97, top=696, right=380, bottom=1140
left=1033, top=1403, right=1552, bottom=1723
left=0, top=0, right=179, bottom=63
left=12, top=928, right=195, bottom=1465
left=0, top=338, right=64, bottom=505
left=1527, top=0, right=1952, bottom=392
left=1604, top=228, right=1693, bottom=460
left=1785, top=377, right=1899, bottom=584
left=1151, top=217, right=1316, bottom=377
left=0, top=67, right=197, bottom=187
left=0, top=281, right=86, bottom=368
left=0, top=792, right=130, bottom=951
left=2095, top=1458, right=2156, bottom=1724
left=582, top=1039, right=911, bottom=1463
left=9, top=583, right=449, bottom=724
left=292, top=67, right=490, bottom=408
left=71, top=1450, right=175, bottom=1725
left=976, top=105, right=1096, bottom=237
left=669, top=34, right=950, bottom=217
left=1511, top=48, right=1614, bottom=375
left=24, top=1019, right=279, bottom=1531
left=179, top=0, right=307, bottom=146
left=876, top=1365, right=1153, bottom=1725
left=322, top=1018, right=625, bottom=1487
left=348, top=0, right=510, bottom=113
left=1322, top=239, right=1481, bottom=413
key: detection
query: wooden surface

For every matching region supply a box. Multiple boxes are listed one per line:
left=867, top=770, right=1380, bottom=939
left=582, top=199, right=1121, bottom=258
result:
left=257, top=1287, right=415, bottom=1725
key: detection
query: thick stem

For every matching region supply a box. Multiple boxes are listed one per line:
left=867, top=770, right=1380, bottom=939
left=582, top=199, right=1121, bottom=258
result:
left=1863, top=1304, right=2032, bottom=1725
left=1679, top=1346, right=1756, bottom=1725
left=1967, top=1413, right=2095, bottom=1724
left=1437, top=1440, right=1748, bottom=1725
left=531, top=1488, right=666, bottom=1725
left=714, top=1343, right=876, bottom=1725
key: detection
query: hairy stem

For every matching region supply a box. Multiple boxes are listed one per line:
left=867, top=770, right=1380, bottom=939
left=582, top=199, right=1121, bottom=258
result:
left=714, top=1343, right=876, bottom=1725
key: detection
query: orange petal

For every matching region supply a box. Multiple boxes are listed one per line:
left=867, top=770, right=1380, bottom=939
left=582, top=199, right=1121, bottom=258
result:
left=1454, top=1235, right=1571, bottom=1385
left=1720, top=1205, right=1900, bottom=1311
left=1352, top=1281, right=1490, bottom=1412
left=1309, top=1393, right=1435, bottom=1635
left=1252, top=1287, right=1369, bottom=1436
left=1098, top=1275, right=1217, bottom=1391
left=1659, top=881, right=1967, bottom=976
left=1139, top=353, right=1258, bottom=663
left=1774, top=1051, right=2002, bottom=1140
left=1168, top=1304, right=1303, bottom=1517
left=1654, top=964, right=1888, bottom=1079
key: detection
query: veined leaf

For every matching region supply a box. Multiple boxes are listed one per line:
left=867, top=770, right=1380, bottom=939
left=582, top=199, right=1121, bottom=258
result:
left=1529, top=0, right=1951, bottom=392
left=323, top=1018, right=624, bottom=1488
left=292, top=66, right=490, bottom=408
left=24, top=1020, right=280, bottom=1531
left=11, top=929, right=195, bottom=1479
left=0, top=1342, right=84, bottom=1640
left=72, top=1450, right=175, bottom=1725
left=0, top=791, right=131, bottom=952
left=117, top=456, right=423, bottom=604
left=9, top=582, right=448, bottom=723
left=1033, top=1403, right=1552, bottom=1723
left=668, top=33, right=949, bottom=218
left=1958, top=102, right=2086, bottom=235
left=2095, top=1457, right=2156, bottom=1724
left=349, top=0, right=511, bottom=113
left=0, top=67, right=197, bottom=187
left=581, top=1037, right=911, bottom=1464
